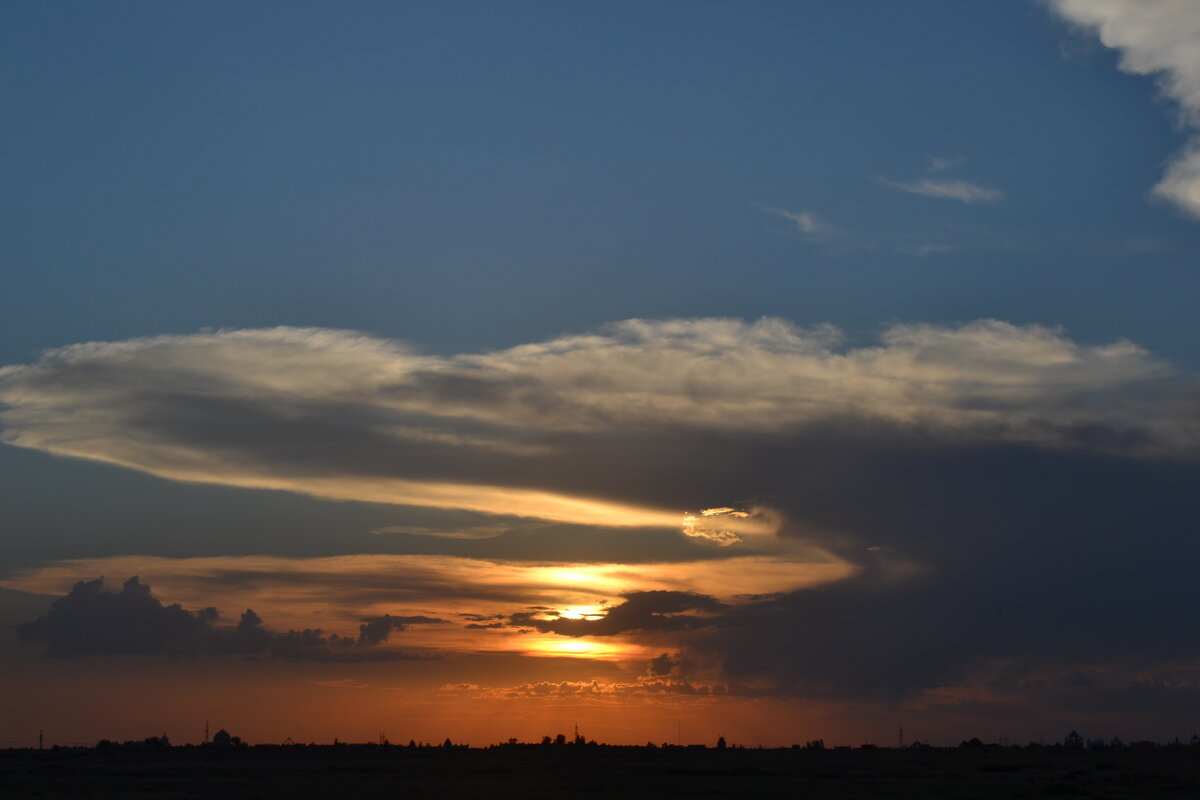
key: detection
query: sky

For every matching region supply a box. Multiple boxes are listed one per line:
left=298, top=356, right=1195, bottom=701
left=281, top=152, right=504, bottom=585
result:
left=2, top=0, right=1200, bottom=748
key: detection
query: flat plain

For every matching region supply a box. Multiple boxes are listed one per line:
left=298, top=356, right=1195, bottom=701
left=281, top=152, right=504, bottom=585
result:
left=3, top=746, right=1200, bottom=799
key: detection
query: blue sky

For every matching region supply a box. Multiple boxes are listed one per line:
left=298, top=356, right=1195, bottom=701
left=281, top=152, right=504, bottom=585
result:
left=3, top=0, right=1198, bottom=366
left=3, top=1, right=1200, bottom=747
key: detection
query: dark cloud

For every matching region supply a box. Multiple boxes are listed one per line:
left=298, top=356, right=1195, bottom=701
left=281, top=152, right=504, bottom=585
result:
left=458, top=679, right=716, bottom=699
left=647, top=652, right=679, bottom=677
left=16, top=577, right=215, bottom=656
left=509, top=591, right=725, bottom=638
left=16, top=577, right=433, bottom=662
left=357, top=614, right=446, bottom=645
left=676, top=439, right=1200, bottom=703
left=222, top=608, right=271, bottom=654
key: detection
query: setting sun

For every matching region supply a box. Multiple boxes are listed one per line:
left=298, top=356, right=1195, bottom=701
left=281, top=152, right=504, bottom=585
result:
left=535, top=637, right=629, bottom=659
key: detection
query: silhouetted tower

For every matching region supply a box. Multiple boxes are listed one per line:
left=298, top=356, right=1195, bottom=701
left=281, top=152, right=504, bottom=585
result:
left=205, top=720, right=209, bottom=744
left=899, top=725, right=904, bottom=749
left=39, top=730, right=43, bottom=750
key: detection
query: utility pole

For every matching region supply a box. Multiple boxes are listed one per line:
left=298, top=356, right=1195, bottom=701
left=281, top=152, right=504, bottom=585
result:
left=39, top=730, right=43, bottom=750
left=898, top=725, right=904, bottom=749
left=677, top=721, right=681, bottom=747
left=205, top=720, right=209, bottom=744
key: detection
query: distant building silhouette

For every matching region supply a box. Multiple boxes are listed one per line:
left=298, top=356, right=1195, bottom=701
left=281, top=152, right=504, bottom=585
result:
left=212, top=729, right=232, bottom=748
left=1064, top=730, right=1083, bottom=750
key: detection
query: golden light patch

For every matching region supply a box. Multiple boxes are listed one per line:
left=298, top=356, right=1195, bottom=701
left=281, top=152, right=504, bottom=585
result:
left=526, top=636, right=633, bottom=659
left=556, top=605, right=607, bottom=621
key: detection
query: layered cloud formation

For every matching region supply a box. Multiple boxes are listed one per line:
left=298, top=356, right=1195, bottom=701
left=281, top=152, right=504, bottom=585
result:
left=3, top=318, right=1200, bottom=710
left=1052, top=0, right=1200, bottom=219
left=0, top=318, right=1191, bottom=529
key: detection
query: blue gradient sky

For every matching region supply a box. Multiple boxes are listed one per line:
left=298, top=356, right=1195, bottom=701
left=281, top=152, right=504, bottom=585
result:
left=3, top=1, right=1197, bottom=365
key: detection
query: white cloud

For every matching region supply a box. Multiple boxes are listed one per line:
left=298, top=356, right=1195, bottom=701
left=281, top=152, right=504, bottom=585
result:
left=881, top=177, right=1003, bottom=204
left=760, top=206, right=835, bottom=236
left=929, top=156, right=963, bottom=172
left=0, top=319, right=1192, bottom=526
left=1051, top=0, right=1200, bottom=220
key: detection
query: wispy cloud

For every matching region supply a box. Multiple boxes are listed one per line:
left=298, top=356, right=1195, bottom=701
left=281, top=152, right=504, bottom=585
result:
left=881, top=176, right=1003, bottom=204
left=895, top=243, right=960, bottom=257
left=929, top=156, right=963, bottom=173
left=759, top=206, right=836, bottom=236
left=1050, top=0, right=1200, bottom=220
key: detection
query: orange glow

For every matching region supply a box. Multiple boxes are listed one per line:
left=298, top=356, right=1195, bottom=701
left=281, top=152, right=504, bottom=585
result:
left=523, top=635, right=637, bottom=659
left=27, top=451, right=689, bottom=530
left=1, top=553, right=856, bottom=645
left=556, top=605, right=607, bottom=620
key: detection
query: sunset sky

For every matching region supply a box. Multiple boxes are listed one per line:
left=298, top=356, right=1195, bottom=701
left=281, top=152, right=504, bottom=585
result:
left=4, top=1, right=1200, bottom=749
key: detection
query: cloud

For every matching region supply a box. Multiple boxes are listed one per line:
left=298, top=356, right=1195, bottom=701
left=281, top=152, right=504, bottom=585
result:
left=1050, top=0, right=1200, bottom=219
left=881, top=177, right=1003, bottom=204
left=895, top=243, right=959, bottom=257
left=1, top=552, right=850, bottom=659
left=684, top=440, right=1200, bottom=701
left=16, top=576, right=435, bottom=662
left=929, top=156, right=963, bottom=172
left=647, top=652, right=680, bottom=677
left=760, top=206, right=836, bottom=236
left=0, top=319, right=1191, bottom=535
left=680, top=507, right=756, bottom=546
left=445, top=678, right=718, bottom=699
left=357, top=614, right=447, bottom=646
left=508, top=591, right=726, bottom=638
left=371, top=524, right=511, bottom=540
left=4, top=320, right=1200, bottom=709
left=16, top=576, right=215, bottom=656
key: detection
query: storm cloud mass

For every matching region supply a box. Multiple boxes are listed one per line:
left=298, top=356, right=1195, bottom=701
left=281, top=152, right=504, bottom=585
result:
left=3, top=318, right=1200, bottom=717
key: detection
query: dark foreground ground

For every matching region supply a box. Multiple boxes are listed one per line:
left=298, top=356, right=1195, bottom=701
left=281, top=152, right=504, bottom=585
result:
left=3, top=745, right=1200, bottom=799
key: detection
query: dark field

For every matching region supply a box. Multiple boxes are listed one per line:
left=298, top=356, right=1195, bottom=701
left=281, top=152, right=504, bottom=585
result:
left=4, top=746, right=1200, bottom=799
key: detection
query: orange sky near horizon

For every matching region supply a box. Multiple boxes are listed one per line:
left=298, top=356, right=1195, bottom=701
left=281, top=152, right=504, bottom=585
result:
left=0, top=630, right=1065, bottom=750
